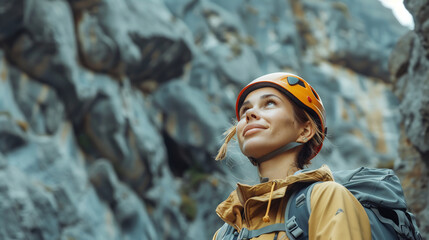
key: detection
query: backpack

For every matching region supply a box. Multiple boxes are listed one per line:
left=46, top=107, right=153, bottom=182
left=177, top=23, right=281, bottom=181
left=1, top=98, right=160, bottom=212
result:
left=215, top=167, right=422, bottom=240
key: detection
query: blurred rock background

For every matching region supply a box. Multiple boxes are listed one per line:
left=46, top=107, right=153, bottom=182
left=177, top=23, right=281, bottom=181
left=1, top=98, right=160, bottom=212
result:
left=0, top=0, right=427, bottom=239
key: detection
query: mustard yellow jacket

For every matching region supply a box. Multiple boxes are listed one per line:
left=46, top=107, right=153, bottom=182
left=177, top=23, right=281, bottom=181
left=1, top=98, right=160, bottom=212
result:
left=213, top=165, right=371, bottom=240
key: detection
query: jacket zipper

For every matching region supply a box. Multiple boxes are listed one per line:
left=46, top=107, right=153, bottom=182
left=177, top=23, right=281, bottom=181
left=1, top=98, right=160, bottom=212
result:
left=239, top=180, right=279, bottom=230
left=238, top=186, right=251, bottom=230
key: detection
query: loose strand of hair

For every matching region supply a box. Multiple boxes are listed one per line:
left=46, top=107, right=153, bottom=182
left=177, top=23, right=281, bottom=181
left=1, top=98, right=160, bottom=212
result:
left=215, top=125, right=237, bottom=161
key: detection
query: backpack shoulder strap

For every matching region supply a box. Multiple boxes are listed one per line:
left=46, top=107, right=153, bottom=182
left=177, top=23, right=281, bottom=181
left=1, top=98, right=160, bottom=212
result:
left=215, top=223, right=235, bottom=240
left=216, top=222, right=287, bottom=240
left=285, top=182, right=319, bottom=240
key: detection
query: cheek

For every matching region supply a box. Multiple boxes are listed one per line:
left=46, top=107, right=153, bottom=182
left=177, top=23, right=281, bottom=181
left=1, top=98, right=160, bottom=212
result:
left=236, top=121, right=245, bottom=144
left=273, top=116, right=299, bottom=136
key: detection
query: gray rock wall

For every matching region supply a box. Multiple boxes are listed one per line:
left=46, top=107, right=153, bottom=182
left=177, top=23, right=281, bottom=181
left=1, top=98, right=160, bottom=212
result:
left=0, top=0, right=421, bottom=239
left=389, top=0, right=429, bottom=238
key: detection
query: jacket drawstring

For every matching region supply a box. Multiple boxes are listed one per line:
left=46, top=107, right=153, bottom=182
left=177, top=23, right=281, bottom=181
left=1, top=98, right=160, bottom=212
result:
left=262, top=181, right=276, bottom=222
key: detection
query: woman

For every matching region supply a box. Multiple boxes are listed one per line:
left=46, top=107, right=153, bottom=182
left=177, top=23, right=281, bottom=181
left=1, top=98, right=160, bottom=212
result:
left=213, top=72, right=371, bottom=240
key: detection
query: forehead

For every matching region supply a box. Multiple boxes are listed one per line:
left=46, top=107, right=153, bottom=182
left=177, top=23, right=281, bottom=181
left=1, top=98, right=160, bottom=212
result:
left=243, top=87, right=286, bottom=102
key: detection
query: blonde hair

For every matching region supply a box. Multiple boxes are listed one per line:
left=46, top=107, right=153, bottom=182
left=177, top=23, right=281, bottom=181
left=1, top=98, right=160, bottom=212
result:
left=215, top=124, right=236, bottom=161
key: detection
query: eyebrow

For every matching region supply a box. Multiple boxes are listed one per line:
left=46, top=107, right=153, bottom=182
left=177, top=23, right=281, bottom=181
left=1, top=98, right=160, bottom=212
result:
left=241, top=93, right=283, bottom=109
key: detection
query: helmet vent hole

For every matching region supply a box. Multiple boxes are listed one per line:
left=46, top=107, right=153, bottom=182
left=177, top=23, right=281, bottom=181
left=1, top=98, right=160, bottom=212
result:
left=311, top=87, right=320, bottom=100
left=287, top=76, right=306, bottom=88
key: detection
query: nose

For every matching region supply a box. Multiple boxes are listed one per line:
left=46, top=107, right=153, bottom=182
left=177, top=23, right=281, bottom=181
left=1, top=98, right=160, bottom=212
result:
left=245, top=108, right=260, bottom=122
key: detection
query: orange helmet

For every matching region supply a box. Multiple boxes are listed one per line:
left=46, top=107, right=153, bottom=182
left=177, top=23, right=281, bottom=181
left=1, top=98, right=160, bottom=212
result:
left=235, top=72, right=327, bottom=159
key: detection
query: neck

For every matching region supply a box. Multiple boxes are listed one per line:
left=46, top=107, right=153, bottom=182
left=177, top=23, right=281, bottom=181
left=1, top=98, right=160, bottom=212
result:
left=257, top=147, right=301, bottom=180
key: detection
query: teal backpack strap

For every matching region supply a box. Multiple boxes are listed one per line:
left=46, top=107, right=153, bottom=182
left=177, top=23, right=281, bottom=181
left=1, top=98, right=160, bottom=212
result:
left=237, top=223, right=285, bottom=239
left=284, top=182, right=319, bottom=240
left=215, top=223, right=237, bottom=240
left=216, top=223, right=285, bottom=240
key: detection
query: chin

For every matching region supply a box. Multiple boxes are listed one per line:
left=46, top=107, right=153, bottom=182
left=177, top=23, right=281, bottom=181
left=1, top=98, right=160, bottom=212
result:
left=240, top=141, right=275, bottom=159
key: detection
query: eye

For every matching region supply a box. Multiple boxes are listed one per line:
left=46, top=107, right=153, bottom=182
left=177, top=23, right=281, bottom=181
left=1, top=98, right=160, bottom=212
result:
left=265, top=99, right=276, bottom=107
left=239, top=106, right=250, bottom=117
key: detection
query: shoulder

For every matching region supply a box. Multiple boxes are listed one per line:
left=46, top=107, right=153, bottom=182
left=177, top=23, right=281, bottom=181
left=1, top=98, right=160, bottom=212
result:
left=310, top=181, right=356, bottom=204
left=313, top=181, right=347, bottom=193
left=310, top=181, right=361, bottom=208
left=307, top=181, right=372, bottom=239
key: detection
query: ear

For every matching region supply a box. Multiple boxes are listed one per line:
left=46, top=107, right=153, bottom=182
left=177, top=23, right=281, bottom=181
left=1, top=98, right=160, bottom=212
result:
left=296, top=121, right=315, bottom=143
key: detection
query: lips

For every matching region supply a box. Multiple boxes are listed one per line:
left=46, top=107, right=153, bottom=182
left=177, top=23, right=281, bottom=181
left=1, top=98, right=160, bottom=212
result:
left=243, top=123, right=267, bottom=136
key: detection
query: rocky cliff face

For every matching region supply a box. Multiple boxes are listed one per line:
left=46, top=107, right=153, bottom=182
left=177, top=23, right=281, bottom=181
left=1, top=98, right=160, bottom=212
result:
left=0, top=0, right=421, bottom=239
left=389, top=0, right=429, bottom=237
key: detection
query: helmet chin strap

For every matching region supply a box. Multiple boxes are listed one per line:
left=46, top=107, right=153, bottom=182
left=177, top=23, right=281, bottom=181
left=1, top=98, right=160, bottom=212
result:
left=248, top=142, right=303, bottom=166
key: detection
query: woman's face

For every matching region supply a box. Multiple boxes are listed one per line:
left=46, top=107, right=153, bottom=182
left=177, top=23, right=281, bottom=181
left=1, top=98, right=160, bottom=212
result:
left=236, top=87, right=304, bottom=159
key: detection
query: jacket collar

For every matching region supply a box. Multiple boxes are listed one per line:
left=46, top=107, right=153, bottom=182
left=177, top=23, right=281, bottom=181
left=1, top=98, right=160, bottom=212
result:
left=216, top=165, right=334, bottom=227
